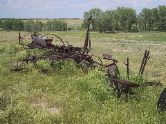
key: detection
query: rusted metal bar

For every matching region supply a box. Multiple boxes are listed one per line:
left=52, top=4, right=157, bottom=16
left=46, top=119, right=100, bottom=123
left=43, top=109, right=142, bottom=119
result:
left=50, top=34, right=65, bottom=46
left=127, top=58, right=129, bottom=79
left=18, top=32, right=22, bottom=45
left=110, top=78, right=139, bottom=99
left=107, top=63, right=119, bottom=78
left=139, top=50, right=147, bottom=74
left=103, top=54, right=120, bottom=79
left=83, top=16, right=92, bottom=54
left=139, top=50, right=150, bottom=75
left=141, top=50, right=150, bottom=75
left=88, top=38, right=91, bottom=51
left=124, top=58, right=130, bottom=79
left=112, top=78, right=139, bottom=87
left=157, top=88, right=166, bottom=111
left=141, top=81, right=162, bottom=87
left=103, top=54, right=118, bottom=63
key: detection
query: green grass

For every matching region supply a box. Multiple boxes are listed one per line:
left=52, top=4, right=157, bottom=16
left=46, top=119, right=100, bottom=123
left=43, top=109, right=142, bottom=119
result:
left=23, top=18, right=83, bottom=30
left=0, top=31, right=166, bottom=123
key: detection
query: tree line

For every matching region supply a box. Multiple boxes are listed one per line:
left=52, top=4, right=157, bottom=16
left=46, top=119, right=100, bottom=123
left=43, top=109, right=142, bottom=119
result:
left=0, top=19, right=67, bottom=31
left=83, top=6, right=166, bottom=32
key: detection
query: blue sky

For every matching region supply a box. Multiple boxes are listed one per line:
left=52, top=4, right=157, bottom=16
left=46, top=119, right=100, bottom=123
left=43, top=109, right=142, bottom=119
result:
left=0, top=0, right=165, bottom=18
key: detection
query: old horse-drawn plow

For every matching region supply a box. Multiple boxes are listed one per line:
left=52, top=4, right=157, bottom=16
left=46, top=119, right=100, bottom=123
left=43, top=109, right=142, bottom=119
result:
left=14, top=18, right=164, bottom=107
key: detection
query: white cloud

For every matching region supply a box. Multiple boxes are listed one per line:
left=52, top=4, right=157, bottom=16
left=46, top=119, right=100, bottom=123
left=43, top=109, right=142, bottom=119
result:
left=4, top=0, right=70, bottom=9
left=1, top=0, right=166, bottom=11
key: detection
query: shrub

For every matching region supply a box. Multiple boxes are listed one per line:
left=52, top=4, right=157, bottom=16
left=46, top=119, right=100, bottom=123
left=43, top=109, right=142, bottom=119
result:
left=0, top=102, right=35, bottom=124
left=36, top=60, right=51, bottom=72
left=130, top=25, right=139, bottom=32
left=15, top=50, right=27, bottom=60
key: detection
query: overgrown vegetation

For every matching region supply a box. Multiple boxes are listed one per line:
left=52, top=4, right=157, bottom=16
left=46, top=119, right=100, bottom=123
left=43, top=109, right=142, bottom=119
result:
left=0, top=31, right=166, bottom=123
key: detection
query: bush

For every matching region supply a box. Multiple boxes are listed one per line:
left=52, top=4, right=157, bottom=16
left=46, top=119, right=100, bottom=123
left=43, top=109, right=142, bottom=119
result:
left=5, top=44, right=18, bottom=54
left=36, top=60, right=51, bottom=72
left=0, top=102, right=35, bottom=124
left=130, top=25, right=139, bottom=32
left=15, top=50, right=27, bottom=60
left=51, top=60, right=79, bottom=75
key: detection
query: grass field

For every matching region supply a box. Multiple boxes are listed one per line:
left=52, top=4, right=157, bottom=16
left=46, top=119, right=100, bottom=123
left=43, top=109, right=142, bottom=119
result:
left=64, top=18, right=83, bottom=26
left=0, top=31, right=166, bottom=124
left=23, top=18, right=83, bottom=29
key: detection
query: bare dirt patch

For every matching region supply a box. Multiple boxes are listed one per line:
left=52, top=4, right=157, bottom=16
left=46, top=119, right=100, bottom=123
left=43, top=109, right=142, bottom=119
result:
left=31, top=100, right=60, bottom=114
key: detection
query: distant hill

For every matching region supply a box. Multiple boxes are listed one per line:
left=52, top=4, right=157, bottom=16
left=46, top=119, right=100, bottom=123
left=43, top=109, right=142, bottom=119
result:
left=0, top=18, right=83, bottom=27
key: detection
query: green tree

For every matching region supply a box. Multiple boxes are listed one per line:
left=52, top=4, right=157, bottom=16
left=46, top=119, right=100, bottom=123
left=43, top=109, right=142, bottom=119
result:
left=24, top=20, right=35, bottom=31
left=13, top=19, right=24, bottom=31
left=0, top=20, right=3, bottom=29
left=35, top=20, right=43, bottom=31
left=151, top=8, right=159, bottom=29
left=3, top=19, right=13, bottom=31
left=139, top=8, right=153, bottom=31
left=96, top=10, right=116, bottom=32
left=158, top=6, right=166, bottom=31
left=116, top=7, right=137, bottom=31
left=83, top=8, right=103, bottom=31
left=46, top=20, right=67, bottom=31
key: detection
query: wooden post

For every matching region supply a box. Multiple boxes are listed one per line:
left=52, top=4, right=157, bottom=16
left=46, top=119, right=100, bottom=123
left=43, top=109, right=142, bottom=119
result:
left=83, top=16, right=92, bottom=54
left=126, top=58, right=129, bottom=79
left=18, top=32, right=22, bottom=45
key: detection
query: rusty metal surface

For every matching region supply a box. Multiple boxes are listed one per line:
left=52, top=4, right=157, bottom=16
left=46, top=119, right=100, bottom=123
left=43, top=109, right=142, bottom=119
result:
left=157, top=88, right=166, bottom=111
left=112, top=78, right=139, bottom=87
left=139, top=50, right=150, bottom=75
left=18, top=31, right=102, bottom=69
left=124, top=58, right=130, bottom=79
left=103, top=54, right=118, bottom=63
left=83, top=16, right=92, bottom=54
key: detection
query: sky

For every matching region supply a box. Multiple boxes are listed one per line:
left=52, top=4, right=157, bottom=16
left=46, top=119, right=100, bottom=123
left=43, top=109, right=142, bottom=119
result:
left=0, top=0, right=165, bottom=18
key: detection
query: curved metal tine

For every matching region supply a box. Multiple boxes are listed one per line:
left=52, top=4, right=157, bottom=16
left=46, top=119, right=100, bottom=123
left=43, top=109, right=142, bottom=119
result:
left=51, top=34, right=66, bottom=46
left=102, top=54, right=118, bottom=63
left=91, top=55, right=103, bottom=66
left=19, top=32, right=23, bottom=45
left=44, top=33, right=66, bottom=46
left=33, top=32, right=42, bottom=37
left=22, top=32, right=31, bottom=39
left=19, top=32, right=30, bottom=46
left=65, top=40, right=70, bottom=46
left=19, top=32, right=29, bottom=42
